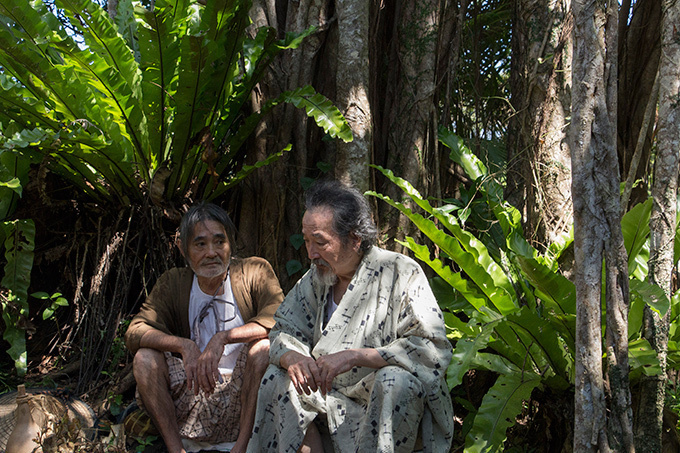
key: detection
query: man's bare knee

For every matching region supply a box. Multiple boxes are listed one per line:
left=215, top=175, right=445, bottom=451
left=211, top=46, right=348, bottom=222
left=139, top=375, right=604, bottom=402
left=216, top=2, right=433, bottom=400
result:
left=246, top=339, right=270, bottom=374
left=133, top=348, right=168, bottom=383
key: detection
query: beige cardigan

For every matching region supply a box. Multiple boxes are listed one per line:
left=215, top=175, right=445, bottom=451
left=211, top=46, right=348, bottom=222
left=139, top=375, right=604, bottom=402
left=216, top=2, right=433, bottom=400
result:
left=125, top=256, right=284, bottom=354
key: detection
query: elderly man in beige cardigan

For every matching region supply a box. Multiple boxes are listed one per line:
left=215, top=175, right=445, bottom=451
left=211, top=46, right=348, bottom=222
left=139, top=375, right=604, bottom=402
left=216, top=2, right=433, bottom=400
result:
left=125, top=202, right=284, bottom=453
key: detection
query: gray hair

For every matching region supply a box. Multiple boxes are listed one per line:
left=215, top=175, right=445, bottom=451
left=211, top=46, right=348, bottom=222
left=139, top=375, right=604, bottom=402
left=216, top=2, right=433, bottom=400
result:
left=304, top=180, right=377, bottom=252
left=178, top=202, right=236, bottom=256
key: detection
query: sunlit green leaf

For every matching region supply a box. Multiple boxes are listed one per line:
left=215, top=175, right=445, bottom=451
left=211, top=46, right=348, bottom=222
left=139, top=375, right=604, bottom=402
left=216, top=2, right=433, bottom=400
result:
left=465, top=372, right=542, bottom=453
left=622, top=198, right=652, bottom=275
left=629, top=277, right=669, bottom=317
left=628, top=338, right=662, bottom=380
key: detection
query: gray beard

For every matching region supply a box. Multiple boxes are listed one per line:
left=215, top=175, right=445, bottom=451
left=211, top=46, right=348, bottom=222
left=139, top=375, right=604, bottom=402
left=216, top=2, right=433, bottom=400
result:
left=190, top=259, right=228, bottom=279
left=311, top=263, right=338, bottom=287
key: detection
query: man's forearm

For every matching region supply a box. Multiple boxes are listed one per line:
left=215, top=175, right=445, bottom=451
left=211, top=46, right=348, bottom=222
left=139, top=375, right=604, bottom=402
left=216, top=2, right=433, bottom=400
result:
left=220, top=322, right=269, bottom=345
left=280, top=348, right=388, bottom=370
left=349, top=348, right=389, bottom=369
left=279, top=350, right=310, bottom=370
left=139, top=329, right=192, bottom=355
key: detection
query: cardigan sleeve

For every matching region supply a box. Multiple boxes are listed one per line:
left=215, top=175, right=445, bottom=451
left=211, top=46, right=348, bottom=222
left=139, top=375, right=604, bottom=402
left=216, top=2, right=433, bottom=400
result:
left=125, top=259, right=283, bottom=354
left=232, top=257, right=284, bottom=330
left=124, top=268, right=192, bottom=354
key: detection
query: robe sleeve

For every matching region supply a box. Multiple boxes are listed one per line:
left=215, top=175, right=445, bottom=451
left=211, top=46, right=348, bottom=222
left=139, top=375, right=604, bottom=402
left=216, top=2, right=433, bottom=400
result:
left=373, top=262, right=454, bottom=448
left=268, top=271, right=322, bottom=365
left=374, top=263, right=452, bottom=387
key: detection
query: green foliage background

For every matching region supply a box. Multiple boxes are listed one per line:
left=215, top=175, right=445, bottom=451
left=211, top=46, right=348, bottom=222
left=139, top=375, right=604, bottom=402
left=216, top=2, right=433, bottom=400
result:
left=369, top=129, right=678, bottom=452
left=0, top=0, right=351, bottom=376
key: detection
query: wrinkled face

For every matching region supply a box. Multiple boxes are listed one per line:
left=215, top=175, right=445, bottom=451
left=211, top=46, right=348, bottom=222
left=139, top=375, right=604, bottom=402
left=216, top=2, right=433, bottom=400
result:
left=183, top=220, right=231, bottom=279
left=302, top=207, right=361, bottom=284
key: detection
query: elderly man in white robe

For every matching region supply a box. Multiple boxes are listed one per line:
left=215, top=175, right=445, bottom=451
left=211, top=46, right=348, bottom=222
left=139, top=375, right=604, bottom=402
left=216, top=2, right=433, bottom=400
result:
left=247, top=180, right=454, bottom=453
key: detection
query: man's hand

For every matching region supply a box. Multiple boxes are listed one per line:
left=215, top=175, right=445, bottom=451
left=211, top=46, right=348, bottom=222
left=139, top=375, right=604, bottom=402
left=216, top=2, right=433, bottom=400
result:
left=195, top=333, right=228, bottom=394
left=315, top=350, right=357, bottom=395
left=281, top=351, right=322, bottom=396
left=179, top=340, right=203, bottom=395
left=281, top=348, right=388, bottom=396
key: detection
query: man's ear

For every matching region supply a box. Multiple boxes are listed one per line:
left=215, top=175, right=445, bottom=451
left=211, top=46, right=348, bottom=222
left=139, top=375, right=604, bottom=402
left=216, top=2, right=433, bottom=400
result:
left=350, top=232, right=361, bottom=252
left=175, top=234, right=185, bottom=258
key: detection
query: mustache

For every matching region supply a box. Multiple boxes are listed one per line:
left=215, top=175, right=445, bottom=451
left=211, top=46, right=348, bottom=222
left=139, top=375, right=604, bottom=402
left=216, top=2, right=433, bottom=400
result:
left=312, top=258, right=331, bottom=268
left=200, top=257, right=224, bottom=266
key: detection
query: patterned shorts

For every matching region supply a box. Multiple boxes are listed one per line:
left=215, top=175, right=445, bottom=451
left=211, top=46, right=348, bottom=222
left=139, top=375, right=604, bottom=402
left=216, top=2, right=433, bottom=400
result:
left=137, top=345, right=247, bottom=443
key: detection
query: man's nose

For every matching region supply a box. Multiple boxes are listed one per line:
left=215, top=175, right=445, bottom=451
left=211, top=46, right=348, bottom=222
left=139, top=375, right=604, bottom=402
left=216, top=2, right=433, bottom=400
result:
left=307, top=243, right=319, bottom=259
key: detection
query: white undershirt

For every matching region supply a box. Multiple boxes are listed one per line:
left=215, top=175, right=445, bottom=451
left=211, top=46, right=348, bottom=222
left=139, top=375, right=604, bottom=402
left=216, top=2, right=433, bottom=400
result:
left=188, top=273, right=245, bottom=374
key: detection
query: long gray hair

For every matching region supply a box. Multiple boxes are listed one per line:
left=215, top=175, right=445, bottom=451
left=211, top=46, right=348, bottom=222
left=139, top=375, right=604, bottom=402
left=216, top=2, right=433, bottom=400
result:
left=304, top=180, right=377, bottom=252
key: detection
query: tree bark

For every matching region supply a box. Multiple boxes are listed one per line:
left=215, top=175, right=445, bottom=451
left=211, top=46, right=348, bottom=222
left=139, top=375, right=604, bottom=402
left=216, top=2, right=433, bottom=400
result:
left=571, top=0, right=625, bottom=450
left=239, top=0, right=458, bottom=287
left=239, top=0, right=334, bottom=290
left=335, top=0, right=371, bottom=192
left=506, top=0, right=573, bottom=250
left=601, top=2, right=634, bottom=449
left=373, top=0, right=441, bottom=249
left=635, top=1, right=680, bottom=450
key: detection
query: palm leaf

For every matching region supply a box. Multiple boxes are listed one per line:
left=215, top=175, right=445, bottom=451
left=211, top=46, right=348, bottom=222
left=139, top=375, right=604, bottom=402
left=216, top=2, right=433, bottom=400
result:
left=135, top=0, right=190, bottom=166
left=0, top=5, right=87, bottom=121
left=0, top=0, right=142, bottom=201
left=439, top=126, right=504, bottom=203
left=205, top=0, right=251, bottom=124
left=447, top=322, right=497, bottom=389
left=471, top=352, right=523, bottom=376
left=367, top=186, right=518, bottom=315
left=0, top=74, right=60, bottom=130
left=0, top=219, right=35, bottom=375
left=627, top=338, right=661, bottom=380
left=55, top=0, right=149, bottom=172
left=621, top=198, right=652, bottom=275
left=507, top=232, right=577, bottom=348
left=439, top=127, right=487, bottom=181
left=497, top=306, right=573, bottom=382
left=167, top=0, right=252, bottom=197
left=278, top=86, right=353, bottom=142
left=465, top=372, right=542, bottom=453
left=398, top=237, right=499, bottom=317
left=225, top=84, right=353, bottom=172
left=629, top=277, right=669, bottom=317
left=217, top=25, right=322, bottom=163
left=371, top=166, right=512, bottom=290
left=0, top=148, right=31, bottom=219
left=208, top=145, right=290, bottom=199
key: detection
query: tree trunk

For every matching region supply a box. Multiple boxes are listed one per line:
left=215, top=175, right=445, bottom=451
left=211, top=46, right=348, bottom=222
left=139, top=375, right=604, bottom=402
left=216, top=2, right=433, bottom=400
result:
left=617, top=0, right=661, bottom=210
left=506, top=0, right=573, bottom=250
left=600, top=2, right=634, bottom=449
left=239, top=0, right=334, bottom=290
left=634, top=1, right=680, bottom=450
left=375, top=0, right=442, bottom=249
left=570, top=0, right=623, bottom=450
left=335, top=0, right=371, bottom=192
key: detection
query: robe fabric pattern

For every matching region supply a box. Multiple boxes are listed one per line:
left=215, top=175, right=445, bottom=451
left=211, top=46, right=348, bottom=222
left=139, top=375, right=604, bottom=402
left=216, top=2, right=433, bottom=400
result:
left=248, top=247, right=454, bottom=453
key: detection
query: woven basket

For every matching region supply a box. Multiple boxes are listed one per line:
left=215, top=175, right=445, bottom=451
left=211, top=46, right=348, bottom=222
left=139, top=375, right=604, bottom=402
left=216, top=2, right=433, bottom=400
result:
left=0, top=388, right=96, bottom=451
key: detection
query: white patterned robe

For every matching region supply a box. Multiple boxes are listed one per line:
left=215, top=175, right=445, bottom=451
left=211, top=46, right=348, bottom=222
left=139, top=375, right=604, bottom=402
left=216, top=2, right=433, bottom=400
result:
left=248, top=247, right=454, bottom=453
